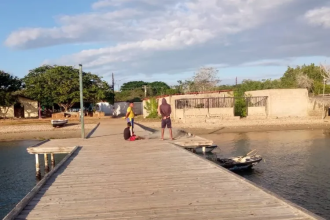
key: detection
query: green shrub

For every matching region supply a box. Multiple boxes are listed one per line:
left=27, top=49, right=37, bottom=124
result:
left=144, top=97, right=159, bottom=118
left=234, top=98, right=247, bottom=117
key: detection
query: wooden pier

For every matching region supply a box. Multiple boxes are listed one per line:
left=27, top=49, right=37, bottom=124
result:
left=4, top=120, right=324, bottom=220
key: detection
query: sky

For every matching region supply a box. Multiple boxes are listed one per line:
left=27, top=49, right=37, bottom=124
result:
left=1, top=0, right=330, bottom=88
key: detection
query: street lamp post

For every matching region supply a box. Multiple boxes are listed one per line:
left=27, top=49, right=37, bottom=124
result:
left=79, top=64, right=85, bottom=139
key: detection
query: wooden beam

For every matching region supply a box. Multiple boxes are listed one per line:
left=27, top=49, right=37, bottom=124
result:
left=35, top=154, right=40, bottom=179
left=44, top=154, right=49, bottom=173
left=51, top=153, right=55, bottom=169
left=27, top=146, right=75, bottom=154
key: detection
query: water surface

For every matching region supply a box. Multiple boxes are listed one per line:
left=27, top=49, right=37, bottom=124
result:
left=0, top=140, right=65, bottom=219
left=200, top=129, right=330, bottom=219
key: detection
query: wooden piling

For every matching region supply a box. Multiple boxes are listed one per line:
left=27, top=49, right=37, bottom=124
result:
left=44, top=154, right=49, bottom=173
left=35, top=154, right=41, bottom=179
left=51, top=153, right=55, bottom=169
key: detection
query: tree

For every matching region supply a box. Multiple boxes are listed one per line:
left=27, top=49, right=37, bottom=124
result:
left=192, top=67, right=220, bottom=92
left=0, top=71, right=22, bottom=118
left=296, top=73, right=313, bottom=91
left=148, top=81, right=170, bottom=96
left=320, top=64, right=330, bottom=81
left=115, top=89, right=144, bottom=102
left=176, top=80, right=195, bottom=93
left=281, top=64, right=323, bottom=93
left=120, top=81, right=148, bottom=91
left=23, top=65, right=114, bottom=112
left=23, top=65, right=54, bottom=107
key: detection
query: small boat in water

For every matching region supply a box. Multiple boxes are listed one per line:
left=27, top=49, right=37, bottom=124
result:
left=51, top=119, right=68, bottom=127
left=217, top=150, right=262, bottom=171
left=190, top=145, right=218, bottom=154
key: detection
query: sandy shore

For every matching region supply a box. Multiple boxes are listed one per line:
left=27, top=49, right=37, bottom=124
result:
left=2, top=117, right=330, bottom=141
left=136, top=118, right=330, bottom=135
left=0, top=123, right=97, bottom=141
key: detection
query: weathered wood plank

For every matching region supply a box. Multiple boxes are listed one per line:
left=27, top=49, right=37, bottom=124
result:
left=27, top=146, right=75, bottom=154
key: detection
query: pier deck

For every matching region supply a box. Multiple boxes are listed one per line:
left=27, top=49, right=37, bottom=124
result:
left=7, top=120, right=323, bottom=219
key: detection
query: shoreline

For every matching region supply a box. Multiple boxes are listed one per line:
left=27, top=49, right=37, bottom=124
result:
left=136, top=118, right=330, bottom=135
left=0, top=129, right=94, bottom=142
left=0, top=123, right=97, bottom=141
left=2, top=118, right=330, bottom=141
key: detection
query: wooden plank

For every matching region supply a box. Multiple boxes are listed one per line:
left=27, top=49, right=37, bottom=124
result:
left=27, top=146, right=75, bottom=154
left=6, top=120, right=325, bottom=220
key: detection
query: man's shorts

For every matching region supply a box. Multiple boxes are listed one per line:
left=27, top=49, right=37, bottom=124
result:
left=161, top=118, right=172, bottom=128
left=129, top=136, right=136, bottom=141
left=127, top=118, right=134, bottom=128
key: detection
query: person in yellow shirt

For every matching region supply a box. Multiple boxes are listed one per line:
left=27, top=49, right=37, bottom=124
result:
left=125, top=101, right=135, bottom=135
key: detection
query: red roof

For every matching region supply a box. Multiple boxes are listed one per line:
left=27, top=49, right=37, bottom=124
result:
left=143, top=90, right=233, bottom=100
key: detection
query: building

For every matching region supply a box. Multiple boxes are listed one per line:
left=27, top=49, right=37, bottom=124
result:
left=245, top=89, right=324, bottom=118
left=143, top=90, right=235, bottom=122
left=96, top=101, right=143, bottom=116
left=0, top=96, right=38, bottom=118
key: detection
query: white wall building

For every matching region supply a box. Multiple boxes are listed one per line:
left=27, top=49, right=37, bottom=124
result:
left=96, top=101, right=143, bottom=116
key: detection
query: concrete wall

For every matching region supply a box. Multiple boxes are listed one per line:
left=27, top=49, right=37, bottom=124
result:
left=246, top=89, right=309, bottom=117
left=97, top=102, right=112, bottom=116
left=307, top=98, right=325, bottom=117
left=20, top=97, right=38, bottom=118
left=0, top=106, right=14, bottom=118
left=143, top=91, right=235, bottom=119
left=0, top=96, right=38, bottom=118
left=248, top=107, right=267, bottom=117
left=184, top=108, right=234, bottom=117
left=133, top=102, right=143, bottom=115
left=112, top=102, right=142, bottom=116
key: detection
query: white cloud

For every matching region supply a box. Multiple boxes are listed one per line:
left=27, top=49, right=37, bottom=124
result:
left=4, top=0, right=330, bottom=80
left=305, top=6, right=330, bottom=28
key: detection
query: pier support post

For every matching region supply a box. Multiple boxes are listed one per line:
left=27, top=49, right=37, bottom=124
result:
left=51, top=153, right=55, bottom=169
left=35, top=154, right=41, bottom=179
left=44, top=154, right=49, bottom=173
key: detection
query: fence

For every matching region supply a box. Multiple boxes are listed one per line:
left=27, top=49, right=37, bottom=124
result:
left=245, top=96, right=268, bottom=116
left=245, top=96, right=268, bottom=107
left=175, top=97, right=234, bottom=109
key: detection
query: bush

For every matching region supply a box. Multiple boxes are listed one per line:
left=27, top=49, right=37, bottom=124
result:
left=144, top=97, right=159, bottom=118
left=234, top=98, right=247, bottom=117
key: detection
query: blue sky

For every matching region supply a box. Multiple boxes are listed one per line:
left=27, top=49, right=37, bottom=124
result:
left=1, top=0, right=330, bottom=88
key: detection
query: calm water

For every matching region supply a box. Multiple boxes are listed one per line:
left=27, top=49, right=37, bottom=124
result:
left=199, top=129, right=330, bottom=219
left=0, top=141, right=66, bottom=219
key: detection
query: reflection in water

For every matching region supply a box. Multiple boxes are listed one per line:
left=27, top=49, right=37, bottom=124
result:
left=0, top=141, right=66, bottom=219
left=197, top=129, right=330, bottom=219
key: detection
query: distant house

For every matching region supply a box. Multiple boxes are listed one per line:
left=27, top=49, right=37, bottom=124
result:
left=96, top=101, right=143, bottom=116
left=0, top=96, right=38, bottom=118
left=142, top=90, right=235, bottom=120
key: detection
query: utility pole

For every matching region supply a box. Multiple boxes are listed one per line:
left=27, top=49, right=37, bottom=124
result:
left=236, top=77, right=237, bottom=86
left=142, top=85, right=148, bottom=98
left=112, top=73, right=115, bottom=103
left=323, top=78, right=326, bottom=119
left=79, top=64, right=85, bottom=139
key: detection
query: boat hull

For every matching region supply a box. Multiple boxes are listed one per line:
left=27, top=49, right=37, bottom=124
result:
left=51, top=119, right=68, bottom=127
left=217, top=156, right=262, bottom=171
left=193, top=145, right=217, bottom=154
